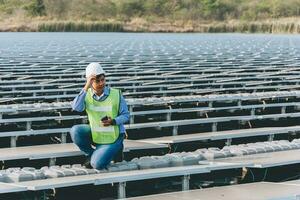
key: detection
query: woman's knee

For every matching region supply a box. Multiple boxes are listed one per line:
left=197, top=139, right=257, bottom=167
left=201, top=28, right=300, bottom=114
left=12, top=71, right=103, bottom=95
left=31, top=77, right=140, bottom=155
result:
left=70, top=125, right=80, bottom=141
left=70, top=124, right=90, bottom=142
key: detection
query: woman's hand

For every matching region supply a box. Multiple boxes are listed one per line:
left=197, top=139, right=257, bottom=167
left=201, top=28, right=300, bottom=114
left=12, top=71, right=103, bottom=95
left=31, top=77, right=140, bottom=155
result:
left=102, top=117, right=113, bottom=127
left=83, top=75, right=96, bottom=91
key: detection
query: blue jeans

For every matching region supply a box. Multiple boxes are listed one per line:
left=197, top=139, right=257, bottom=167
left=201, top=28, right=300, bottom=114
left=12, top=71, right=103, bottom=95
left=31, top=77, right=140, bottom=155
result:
left=70, top=124, right=124, bottom=169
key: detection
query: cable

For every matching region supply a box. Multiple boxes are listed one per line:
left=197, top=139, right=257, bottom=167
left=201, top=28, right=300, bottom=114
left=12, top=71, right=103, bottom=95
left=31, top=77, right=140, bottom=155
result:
left=280, top=174, right=300, bottom=182
left=167, top=143, right=172, bottom=154
left=249, top=168, right=255, bottom=182
left=173, top=144, right=178, bottom=152
left=262, top=168, right=268, bottom=181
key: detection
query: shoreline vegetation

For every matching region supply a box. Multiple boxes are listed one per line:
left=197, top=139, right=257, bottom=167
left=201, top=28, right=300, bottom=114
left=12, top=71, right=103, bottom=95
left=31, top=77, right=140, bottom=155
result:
left=0, top=0, right=299, bottom=33
left=1, top=18, right=299, bottom=33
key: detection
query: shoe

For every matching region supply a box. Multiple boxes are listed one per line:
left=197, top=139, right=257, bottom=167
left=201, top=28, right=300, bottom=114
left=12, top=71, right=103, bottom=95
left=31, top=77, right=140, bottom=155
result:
left=83, top=157, right=93, bottom=169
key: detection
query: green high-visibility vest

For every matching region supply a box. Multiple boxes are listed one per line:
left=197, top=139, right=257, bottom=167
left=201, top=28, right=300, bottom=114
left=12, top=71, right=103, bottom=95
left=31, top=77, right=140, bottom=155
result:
left=85, top=88, right=120, bottom=144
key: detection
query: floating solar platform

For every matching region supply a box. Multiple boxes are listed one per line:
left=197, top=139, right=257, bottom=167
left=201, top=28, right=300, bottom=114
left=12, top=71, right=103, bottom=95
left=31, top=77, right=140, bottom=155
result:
left=1, top=33, right=300, bottom=199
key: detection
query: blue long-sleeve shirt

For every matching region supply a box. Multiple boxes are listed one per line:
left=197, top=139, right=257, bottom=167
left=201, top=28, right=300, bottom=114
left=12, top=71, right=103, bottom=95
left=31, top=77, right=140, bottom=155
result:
left=71, top=86, right=130, bottom=134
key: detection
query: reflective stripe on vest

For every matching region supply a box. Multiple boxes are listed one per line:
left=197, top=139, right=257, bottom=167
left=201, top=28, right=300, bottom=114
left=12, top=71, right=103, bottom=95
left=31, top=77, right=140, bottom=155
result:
left=85, top=88, right=120, bottom=144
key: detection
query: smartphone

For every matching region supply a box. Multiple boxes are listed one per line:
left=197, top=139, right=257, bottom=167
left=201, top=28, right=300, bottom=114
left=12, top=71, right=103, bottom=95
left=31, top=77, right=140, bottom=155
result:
left=101, top=116, right=108, bottom=122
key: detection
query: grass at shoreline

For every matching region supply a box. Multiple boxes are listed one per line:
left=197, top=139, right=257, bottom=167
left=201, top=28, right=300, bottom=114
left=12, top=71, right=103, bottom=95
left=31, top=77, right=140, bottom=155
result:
left=0, top=18, right=299, bottom=33
left=37, top=21, right=123, bottom=32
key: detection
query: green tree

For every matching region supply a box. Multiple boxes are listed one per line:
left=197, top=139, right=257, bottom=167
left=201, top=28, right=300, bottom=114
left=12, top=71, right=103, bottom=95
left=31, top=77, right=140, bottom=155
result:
left=25, top=0, right=46, bottom=16
left=117, top=0, right=145, bottom=18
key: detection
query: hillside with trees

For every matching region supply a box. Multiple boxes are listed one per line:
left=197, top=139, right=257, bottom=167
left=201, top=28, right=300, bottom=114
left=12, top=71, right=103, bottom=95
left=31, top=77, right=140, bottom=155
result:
left=0, top=0, right=300, bottom=32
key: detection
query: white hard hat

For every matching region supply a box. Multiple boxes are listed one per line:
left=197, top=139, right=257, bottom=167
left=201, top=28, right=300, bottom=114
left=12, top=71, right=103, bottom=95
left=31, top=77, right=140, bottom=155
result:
left=85, top=62, right=105, bottom=78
